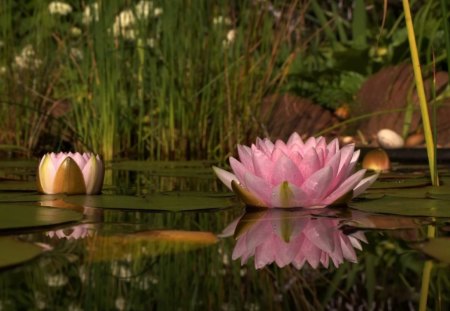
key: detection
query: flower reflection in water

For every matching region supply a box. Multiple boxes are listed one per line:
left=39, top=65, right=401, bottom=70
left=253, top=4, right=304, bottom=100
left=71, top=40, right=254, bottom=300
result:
left=222, top=210, right=366, bottom=270
left=46, top=224, right=93, bottom=240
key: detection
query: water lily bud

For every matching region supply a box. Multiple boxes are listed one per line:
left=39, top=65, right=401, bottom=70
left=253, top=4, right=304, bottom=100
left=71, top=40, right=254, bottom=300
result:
left=362, top=149, right=390, bottom=172
left=37, top=152, right=104, bottom=194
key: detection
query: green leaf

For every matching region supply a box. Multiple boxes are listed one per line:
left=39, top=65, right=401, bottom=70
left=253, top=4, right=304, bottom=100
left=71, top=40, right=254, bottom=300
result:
left=0, top=237, right=44, bottom=269
left=0, top=203, right=83, bottom=231
left=368, top=178, right=430, bottom=189
left=0, top=181, right=37, bottom=191
left=61, top=192, right=235, bottom=212
left=349, top=197, right=450, bottom=217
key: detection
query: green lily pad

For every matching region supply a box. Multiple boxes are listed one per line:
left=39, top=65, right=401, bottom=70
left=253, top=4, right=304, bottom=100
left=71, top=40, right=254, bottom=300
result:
left=0, top=203, right=83, bottom=231
left=61, top=192, right=235, bottom=211
left=0, top=181, right=37, bottom=191
left=0, top=237, right=44, bottom=269
left=110, top=161, right=215, bottom=177
left=349, top=197, right=450, bottom=217
left=415, top=238, right=450, bottom=264
left=368, top=178, right=430, bottom=190
left=0, top=193, right=63, bottom=203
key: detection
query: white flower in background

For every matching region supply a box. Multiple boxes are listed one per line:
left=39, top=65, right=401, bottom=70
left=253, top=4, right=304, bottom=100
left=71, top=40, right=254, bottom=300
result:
left=223, top=29, right=237, bottom=47
left=70, top=27, right=82, bottom=36
left=14, top=45, right=42, bottom=69
left=82, top=3, right=99, bottom=24
left=147, top=38, right=155, bottom=48
left=135, top=0, right=153, bottom=19
left=70, top=48, right=83, bottom=60
left=213, top=15, right=232, bottom=26
left=48, top=2, right=72, bottom=16
left=153, top=7, right=163, bottom=17
left=226, top=29, right=236, bottom=43
left=115, top=297, right=126, bottom=311
left=113, top=9, right=136, bottom=39
left=0, top=66, right=6, bottom=75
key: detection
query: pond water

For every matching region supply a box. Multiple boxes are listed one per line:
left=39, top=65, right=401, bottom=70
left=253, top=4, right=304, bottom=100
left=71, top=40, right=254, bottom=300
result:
left=0, top=160, right=449, bottom=310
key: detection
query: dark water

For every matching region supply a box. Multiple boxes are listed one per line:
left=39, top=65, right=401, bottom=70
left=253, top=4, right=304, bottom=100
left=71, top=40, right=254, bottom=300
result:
left=0, top=162, right=449, bottom=311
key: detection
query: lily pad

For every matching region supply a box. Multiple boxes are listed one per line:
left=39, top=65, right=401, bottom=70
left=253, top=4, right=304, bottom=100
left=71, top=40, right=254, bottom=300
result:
left=110, top=161, right=215, bottom=177
left=0, top=203, right=83, bottom=231
left=368, top=178, right=430, bottom=190
left=0, top=237, right=44, bottom=269
left=88, top=230, right=218, bottom=261
left=61, top=192, right=235, bottom=211
left=415, top=238, right=450, bottom=264
left=0, top=193, right=63, bottom=203
left=349, top=197, right=450, bottom=217
left=0, top=181, right=37, bottom=191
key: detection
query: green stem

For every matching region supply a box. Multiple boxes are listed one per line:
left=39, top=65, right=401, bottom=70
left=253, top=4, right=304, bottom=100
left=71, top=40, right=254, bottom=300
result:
left=402, top=0, right=438, bottom=186
left=419, top=225, right=436, bottom=311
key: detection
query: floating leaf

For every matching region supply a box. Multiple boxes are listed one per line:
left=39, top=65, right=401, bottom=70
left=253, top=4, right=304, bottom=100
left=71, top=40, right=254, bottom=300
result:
left=88, top=230, right=218, bottom=261
left=349, top=197, right=450, bottom=217
left=0, top=238, right=44, bottom=269
left=0, top=181, right=37, bottom=191
left=415, top=238, right=450, bottom=264
left=61, top=192, right=235, bottom=211
left=368, top=178, right=430, bottom=189
left=0, top=203, right=83, bottom=231
left=110, top=160, right=215, bottom=177
left=0, top=193, right=63, bottom=203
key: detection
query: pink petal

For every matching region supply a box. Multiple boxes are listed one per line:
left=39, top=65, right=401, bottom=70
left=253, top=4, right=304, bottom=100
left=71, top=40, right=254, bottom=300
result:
left=229, top=157, right=249, bottom=186
left=287, top=132, right=303, bottom=147
left=300, top=166, right=334, bottom=204
left=271, top=182, right=309, bottom=208
left=352, top=173, right=378, bottom=197
left=271, top=155, right=303, bottom=186
left=251, top=148, right=274, bottom=181
left=237, top=145, right=254, bottom=172
left=244, top=173, right=273, bottom=206
left=298, top=148, right=321, bottom=180
left=212, top=166, right=237, bottom=190
left=322, top=169, right=367, bottom=205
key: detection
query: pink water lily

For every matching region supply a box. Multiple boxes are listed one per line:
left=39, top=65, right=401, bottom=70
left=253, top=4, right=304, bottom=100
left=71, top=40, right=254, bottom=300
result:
left=37, top=152, right=104, bottom=194
left=213, top=133, right=377, bottom=208
left=221, top=210, right=366, bottom=269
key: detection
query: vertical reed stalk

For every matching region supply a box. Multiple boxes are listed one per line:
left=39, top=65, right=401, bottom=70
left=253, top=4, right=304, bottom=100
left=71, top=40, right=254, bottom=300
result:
left=419, top=225, right=436, bottom=311
left=402, top=0, right=438, bottom=186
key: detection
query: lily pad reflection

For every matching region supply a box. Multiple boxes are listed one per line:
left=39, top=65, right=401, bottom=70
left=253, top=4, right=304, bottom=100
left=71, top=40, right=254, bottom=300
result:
left=0, top=203, right=82, bottom=231
left=0, top=238, right=44, bottom=269
left=415, top=238, right=450, bottom=264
